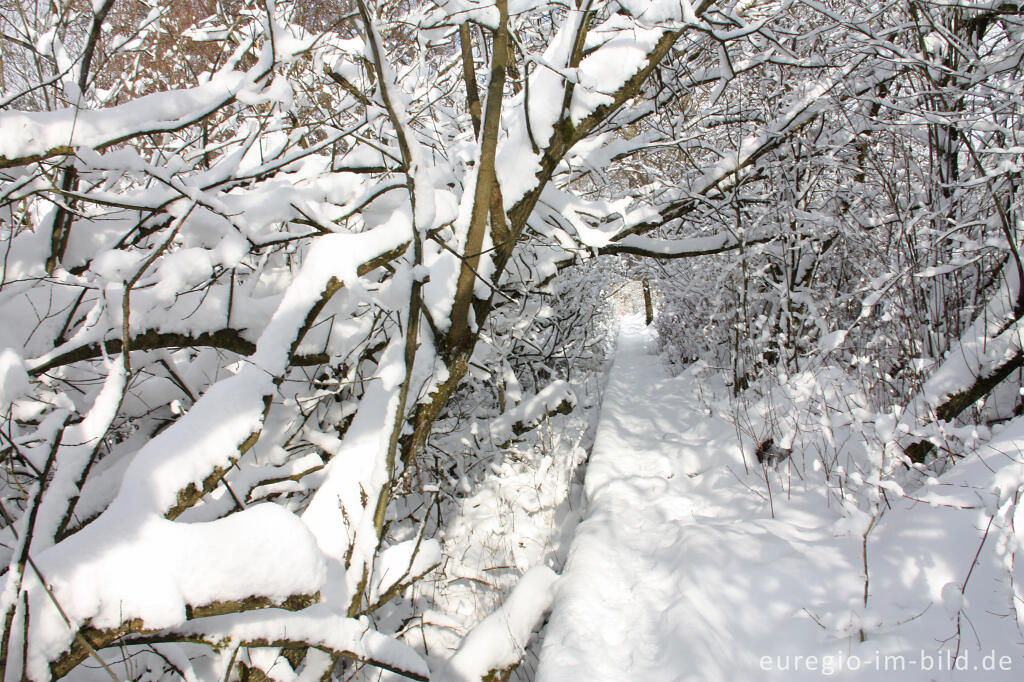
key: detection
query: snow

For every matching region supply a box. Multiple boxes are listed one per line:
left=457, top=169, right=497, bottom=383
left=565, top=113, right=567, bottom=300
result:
left=612, top=232, right=734, bottom=255
left=616, top=0, right=704, bottom=24
left=492, top=13, right=681, bottom=212
left=488, top=380, right=576, bottom=444
left=538, top=318, right=822, bottom=682
left=29, top=360, right=126, bottom=551
left=493, top=10, right=582, bottom=210
left=21, top=504, right=328, bottom=679
left=301, top=335, right=406, bottom=604
left=372, top=538, right=443, bottom=603
left=4, top=218, right=421, bottom=677
left=3, top=2, right=1023, bottom=680
left=251, top=224, right=411, bottom=376
left=916, top=268, right=1024, bottom=414
left=0, top=348, right=29, bottom=411
left=538, top=317, right=1024, bottom=681
left=430, top=0, right=500, bottom=28
left=442, top=565, right=559, bottom=681
left=569, top=24, right=664, bottom=124
left=0, top=70, right=247, bottom=163
left=172, top=606, right=430, bottom=679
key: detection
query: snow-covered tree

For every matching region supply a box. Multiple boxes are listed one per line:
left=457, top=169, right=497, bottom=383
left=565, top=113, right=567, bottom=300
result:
left=0, top=1, right=828, bottom=678
left=3, top=0, right=1023, bottom=679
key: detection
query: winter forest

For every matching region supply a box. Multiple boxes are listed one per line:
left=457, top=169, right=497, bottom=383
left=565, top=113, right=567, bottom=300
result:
left=1, top=0, right=1023, bottom=679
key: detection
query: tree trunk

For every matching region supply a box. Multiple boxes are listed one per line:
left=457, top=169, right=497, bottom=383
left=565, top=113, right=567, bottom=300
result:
left=642, top=278, right=654, bottom=325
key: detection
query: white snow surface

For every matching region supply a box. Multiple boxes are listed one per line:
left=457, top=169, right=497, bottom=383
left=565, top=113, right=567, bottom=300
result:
left=3, top=222, right=426, bottom=679
left=538, top=317, right=813, bottom=681
left=488, top=380, right=576, bottom=444
left=538, top=316, right=1024, bottom=680
left=0, top=348, right=29, bottom=411
left=0, top=69, right=250, bottom=163
left=441, top=565, right=558, bottom=682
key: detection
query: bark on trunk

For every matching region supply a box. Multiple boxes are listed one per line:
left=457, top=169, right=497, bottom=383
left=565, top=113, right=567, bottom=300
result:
left=642, top=278, right=654, bottom=325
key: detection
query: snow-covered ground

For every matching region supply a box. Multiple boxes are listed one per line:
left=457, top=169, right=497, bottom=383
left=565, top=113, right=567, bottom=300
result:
left=534, top=317, right=1024, bottom=681
left=406, top=352, right=602, bottom=682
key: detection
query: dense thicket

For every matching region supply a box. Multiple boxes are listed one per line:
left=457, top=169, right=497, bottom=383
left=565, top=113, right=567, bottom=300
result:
left=0, top=0, right=1022, bottom=680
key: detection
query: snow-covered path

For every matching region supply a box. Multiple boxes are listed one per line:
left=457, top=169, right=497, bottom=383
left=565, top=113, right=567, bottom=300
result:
left=536, top=318, right=858, bottom=682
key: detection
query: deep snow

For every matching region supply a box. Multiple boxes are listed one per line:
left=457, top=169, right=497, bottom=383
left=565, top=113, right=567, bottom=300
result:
left=535, top=317, right=1024, bottom=681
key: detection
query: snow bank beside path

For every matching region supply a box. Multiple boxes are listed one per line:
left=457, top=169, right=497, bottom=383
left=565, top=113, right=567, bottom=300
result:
left=440, top=565, right=559, bottom=682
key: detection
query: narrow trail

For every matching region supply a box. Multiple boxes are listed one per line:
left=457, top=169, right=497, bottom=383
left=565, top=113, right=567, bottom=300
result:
left=535, top=318, right=857, bottom=682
